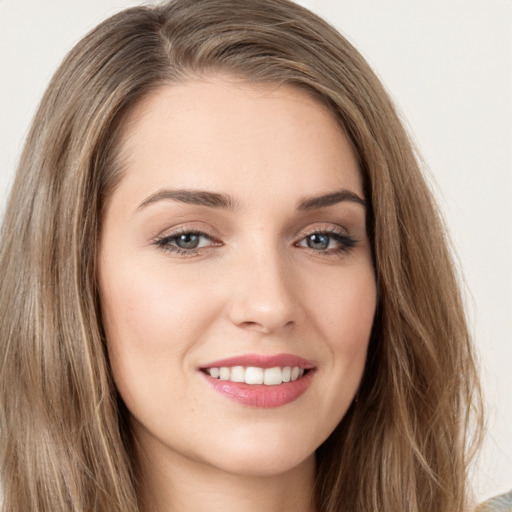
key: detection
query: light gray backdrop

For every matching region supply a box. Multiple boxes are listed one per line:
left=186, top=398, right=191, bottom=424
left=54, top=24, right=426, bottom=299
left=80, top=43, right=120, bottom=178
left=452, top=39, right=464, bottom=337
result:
left=0, top=0, right=510, bottom=501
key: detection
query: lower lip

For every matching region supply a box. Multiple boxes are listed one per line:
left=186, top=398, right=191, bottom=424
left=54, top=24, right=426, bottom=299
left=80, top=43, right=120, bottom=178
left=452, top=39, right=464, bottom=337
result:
left=201, top=371, right=314, bottom=408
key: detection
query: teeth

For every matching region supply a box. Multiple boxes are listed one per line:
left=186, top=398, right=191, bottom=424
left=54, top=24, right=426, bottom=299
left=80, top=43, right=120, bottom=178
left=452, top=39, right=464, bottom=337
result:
left=230, top=366, right=245, bottom=383
left=282, top=367, right=291, bottom=382
left=245, top=367, right=264, bottom=384
left=205, top=366, right=307, bottom=385
left=263, top=367, right=282, bottom=385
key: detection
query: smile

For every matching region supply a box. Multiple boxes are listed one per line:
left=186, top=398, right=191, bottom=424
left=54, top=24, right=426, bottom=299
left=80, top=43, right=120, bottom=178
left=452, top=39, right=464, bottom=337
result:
left=200, top=354, right=316, bottom=408
left=203, top=366, right=306, bottom=385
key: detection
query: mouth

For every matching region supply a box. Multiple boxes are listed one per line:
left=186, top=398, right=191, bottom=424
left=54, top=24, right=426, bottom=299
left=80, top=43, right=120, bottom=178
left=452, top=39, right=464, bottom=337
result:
left=199, top=354, right=316, bottom=408
left=201, top=366, right=310, bottom=385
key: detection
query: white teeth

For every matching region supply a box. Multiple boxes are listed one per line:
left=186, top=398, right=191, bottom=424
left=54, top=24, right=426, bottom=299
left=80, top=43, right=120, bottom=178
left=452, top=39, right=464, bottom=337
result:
left=263, top=367, right=282, bottom=385
left=245, top=367, right=264, bottom=385
left=230, top=366, right=245, bottom=383
left=205, top=366, right=307, bottom=385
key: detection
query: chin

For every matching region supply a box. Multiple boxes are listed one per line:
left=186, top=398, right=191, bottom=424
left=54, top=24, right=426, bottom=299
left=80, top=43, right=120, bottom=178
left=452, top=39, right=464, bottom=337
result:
left=188, top=423, right=322, bottom=478
left=205, top=447, right=315, bottom=478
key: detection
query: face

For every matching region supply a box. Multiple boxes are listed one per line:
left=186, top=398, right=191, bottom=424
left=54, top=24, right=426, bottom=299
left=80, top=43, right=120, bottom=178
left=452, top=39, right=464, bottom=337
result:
left=98, top=77, right=376, bottom=478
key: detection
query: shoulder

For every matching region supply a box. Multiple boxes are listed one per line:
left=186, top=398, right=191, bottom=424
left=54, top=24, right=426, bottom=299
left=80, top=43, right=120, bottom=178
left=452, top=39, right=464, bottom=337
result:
left=477, top=490, right=512, bottom=512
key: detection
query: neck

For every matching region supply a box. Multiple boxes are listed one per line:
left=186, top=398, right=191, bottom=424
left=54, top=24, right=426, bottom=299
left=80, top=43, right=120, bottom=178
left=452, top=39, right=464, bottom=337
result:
left=136, top=443, right=317, bottom=512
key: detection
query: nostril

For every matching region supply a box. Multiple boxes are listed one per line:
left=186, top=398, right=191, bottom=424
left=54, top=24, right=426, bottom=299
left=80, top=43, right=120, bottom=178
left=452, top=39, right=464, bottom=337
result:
left=237, top=319, right=295, bottom=333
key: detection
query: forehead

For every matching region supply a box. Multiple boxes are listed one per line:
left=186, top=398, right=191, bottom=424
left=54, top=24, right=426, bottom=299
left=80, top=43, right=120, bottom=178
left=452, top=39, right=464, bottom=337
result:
left=113, top=77, right=362, bottom=204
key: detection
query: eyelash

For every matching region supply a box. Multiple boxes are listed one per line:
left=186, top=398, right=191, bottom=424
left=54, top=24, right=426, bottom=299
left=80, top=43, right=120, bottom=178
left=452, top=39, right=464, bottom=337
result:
left=295, top=227, right=357, bottom=255
left=153, top=227, right=357, bottom=257
left=153, top=228, right=220, bottom=256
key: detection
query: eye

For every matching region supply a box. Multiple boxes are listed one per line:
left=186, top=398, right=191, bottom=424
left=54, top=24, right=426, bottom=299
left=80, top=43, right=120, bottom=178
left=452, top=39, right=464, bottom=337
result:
left=171, top=232, right=210, bottom=250
left=303, top=233, right=332, bottom=251
left=296, top=230, right=356, bottom=253
left=154, top=230, right=219, bottom=255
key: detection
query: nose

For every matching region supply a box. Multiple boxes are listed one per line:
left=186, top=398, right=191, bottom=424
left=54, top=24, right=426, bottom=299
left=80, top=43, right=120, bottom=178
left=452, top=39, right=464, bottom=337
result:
left=227, top=247, right=301, bottom=334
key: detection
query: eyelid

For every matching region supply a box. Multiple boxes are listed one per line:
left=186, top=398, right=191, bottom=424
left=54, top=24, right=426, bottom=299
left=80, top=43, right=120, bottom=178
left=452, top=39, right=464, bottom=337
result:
left=152, top=222, right=219, bottom=241
left=151, top=223, right=223, bottom=256
left=294, top=223, right=358, bottom=253
left=296, top=223, right=350, bottom=239
left=151, top=221, right=358, bottom=257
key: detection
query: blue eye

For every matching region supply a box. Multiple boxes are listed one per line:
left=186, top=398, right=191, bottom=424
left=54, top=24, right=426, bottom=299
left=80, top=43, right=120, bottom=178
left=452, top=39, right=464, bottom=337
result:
left=305, top=233, right=330, bottom=250
left=173, top=233, right=207, bottom=250
left=155, top=231, right=215, bottom=254
left=297, top=231, right=356, bottom=253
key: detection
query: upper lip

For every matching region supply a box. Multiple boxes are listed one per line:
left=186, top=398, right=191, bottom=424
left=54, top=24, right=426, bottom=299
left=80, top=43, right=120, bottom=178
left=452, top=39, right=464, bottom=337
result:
left=200, top=353, right=316, bottom=370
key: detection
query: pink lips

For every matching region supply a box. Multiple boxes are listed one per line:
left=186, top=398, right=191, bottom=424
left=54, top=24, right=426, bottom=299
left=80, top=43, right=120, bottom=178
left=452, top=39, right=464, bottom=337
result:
left=199, top=353, right=316, bottom=408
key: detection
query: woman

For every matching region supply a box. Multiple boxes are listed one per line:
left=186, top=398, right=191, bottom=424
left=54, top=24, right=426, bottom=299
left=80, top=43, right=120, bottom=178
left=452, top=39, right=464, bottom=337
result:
left=0, top=0, right=484, bottom=511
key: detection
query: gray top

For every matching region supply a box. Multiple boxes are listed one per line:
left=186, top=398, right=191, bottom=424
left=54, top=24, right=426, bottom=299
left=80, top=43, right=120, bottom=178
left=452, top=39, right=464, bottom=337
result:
left=478, top=490, right=512, bottom=512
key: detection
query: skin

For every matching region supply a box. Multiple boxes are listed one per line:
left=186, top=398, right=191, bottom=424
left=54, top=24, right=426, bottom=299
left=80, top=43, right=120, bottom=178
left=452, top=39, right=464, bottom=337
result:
left=98, top=76, right=377, bottom=512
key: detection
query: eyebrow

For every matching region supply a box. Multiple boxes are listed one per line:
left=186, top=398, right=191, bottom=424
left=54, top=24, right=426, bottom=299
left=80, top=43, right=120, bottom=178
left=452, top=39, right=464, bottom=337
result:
left=297, top=189, right=366, bottom=211
left=137, top=189, right=237, bottom=211
left=137, top=187, right=366, bottom=212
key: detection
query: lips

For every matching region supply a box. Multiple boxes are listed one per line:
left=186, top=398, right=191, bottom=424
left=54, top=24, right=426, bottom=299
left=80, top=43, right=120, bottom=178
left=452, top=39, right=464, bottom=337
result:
left=199, top=353, right=316, bottom=408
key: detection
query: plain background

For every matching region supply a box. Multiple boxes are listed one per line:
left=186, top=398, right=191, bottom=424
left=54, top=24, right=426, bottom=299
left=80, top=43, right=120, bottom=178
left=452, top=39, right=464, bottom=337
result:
left=0, top=0, right=510, bottom=502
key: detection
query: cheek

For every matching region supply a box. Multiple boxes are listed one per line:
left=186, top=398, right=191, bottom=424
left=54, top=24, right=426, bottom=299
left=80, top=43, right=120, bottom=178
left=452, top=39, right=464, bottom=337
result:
left=290, top=265, right=376, bottom=443
left=98, top=255, right=228, bottom=406
left=307, top=265, right=376, bottom=351
left=305, top=264, right=376, bottom=412
left=99, top=271, right=201, bottom=431
left=100, top=255, right=218, bottom=350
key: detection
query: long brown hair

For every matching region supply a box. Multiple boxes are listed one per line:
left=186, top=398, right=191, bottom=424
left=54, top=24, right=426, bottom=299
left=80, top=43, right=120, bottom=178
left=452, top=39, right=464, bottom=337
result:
left=0, top=1, right=483, bottom=510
